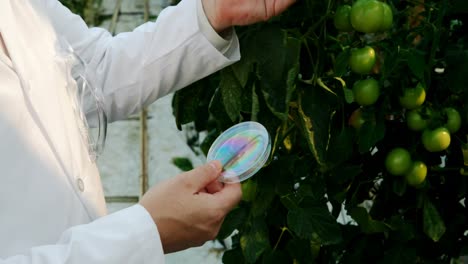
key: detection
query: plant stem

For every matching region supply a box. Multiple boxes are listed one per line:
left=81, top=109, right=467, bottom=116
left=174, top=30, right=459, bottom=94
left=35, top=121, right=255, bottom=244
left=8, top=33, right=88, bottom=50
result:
left=273, top=227, right=288, bottom=251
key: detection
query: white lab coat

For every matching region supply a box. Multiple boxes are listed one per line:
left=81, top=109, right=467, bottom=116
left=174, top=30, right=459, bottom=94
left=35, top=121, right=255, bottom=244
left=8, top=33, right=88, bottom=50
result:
left=0, top=0, right=239, bottom=263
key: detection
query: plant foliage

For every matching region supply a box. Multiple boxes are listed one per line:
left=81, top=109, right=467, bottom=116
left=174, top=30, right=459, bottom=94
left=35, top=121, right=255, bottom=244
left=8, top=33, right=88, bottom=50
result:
left=173, top=0, right=468, bottom=262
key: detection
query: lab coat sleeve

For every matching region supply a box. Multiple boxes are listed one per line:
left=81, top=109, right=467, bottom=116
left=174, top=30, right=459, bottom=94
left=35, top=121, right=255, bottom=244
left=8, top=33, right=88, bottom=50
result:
left=0, top=204, right=165, bottom=264
left=43, top=0, right=240, bottom=122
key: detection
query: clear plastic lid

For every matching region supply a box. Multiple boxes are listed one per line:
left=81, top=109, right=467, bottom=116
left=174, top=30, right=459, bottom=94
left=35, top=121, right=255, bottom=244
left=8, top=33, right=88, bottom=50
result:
left=207, top=121, right=271, bottom=183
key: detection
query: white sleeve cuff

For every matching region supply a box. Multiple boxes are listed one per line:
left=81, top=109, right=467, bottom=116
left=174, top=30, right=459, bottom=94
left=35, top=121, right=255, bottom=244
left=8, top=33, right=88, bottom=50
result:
left=196, top=0, right=237, bottom=56
left=2, top=204, right=166, bottom=263
left=56, top=204, right=165, bottom=263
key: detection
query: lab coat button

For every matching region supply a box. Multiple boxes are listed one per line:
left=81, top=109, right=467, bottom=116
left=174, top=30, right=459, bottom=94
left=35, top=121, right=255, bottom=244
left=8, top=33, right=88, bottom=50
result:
left=76, top=178, right=85, bottom=192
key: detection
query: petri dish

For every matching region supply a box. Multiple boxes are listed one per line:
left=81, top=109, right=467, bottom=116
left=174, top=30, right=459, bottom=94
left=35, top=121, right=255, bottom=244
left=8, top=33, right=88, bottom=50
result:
left=207, top=121, right=271, bottom=183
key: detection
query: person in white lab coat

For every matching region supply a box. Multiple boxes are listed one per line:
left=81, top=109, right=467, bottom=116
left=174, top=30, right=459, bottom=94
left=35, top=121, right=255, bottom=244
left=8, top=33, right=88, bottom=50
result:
left=0, top=0, right=294, bottom=263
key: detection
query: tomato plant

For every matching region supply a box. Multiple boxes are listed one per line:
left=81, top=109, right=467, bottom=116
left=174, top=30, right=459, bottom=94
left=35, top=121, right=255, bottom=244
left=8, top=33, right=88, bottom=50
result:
left=173, top=0, right=468, bottom=262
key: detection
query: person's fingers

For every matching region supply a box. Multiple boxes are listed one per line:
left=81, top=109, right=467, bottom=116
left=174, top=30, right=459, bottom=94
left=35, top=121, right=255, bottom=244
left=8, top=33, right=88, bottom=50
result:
left=273, top=0, right=296, bottom=16
left=182, top=160, right=222, bottom=191
left=214, top=182, right=242, bottom=210
left=206, top=180, right=224, bottom=194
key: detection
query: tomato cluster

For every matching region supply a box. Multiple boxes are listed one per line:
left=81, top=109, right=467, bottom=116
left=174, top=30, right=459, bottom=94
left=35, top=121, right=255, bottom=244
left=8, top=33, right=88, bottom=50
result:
left=336, top=1, right=390, bottom=130
left=384, top=72, right=462, bottom=187
left=334, top=1, right=394, bottom=111
left=385, top=147, right=427, bottom=187
left=384, top=69, right=462, bottom=187
left=399, top=83, right=461, bottom=153
left=336, top=0, right=464, bottom=188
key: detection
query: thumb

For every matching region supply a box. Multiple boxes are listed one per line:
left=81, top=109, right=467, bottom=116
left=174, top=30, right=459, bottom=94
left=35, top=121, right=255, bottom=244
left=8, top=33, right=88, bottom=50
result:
left=182, top=160, right=222, bottom=191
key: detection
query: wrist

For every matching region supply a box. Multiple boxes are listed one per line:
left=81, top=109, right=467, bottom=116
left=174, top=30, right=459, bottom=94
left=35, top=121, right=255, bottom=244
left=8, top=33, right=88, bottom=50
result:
left=201, top=0, right=229, bottom=33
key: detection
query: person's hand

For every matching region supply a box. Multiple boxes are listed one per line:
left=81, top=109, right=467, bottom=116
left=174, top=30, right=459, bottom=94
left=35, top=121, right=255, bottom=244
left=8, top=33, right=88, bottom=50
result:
left=201, top=0, right=296, bottom=33
left=139, top=160, right=242, bottom=253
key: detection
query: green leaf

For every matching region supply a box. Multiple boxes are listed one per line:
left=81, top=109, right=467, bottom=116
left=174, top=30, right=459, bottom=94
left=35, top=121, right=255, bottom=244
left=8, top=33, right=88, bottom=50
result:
left=240, top=218, right=270, bottom=263
left=357, top=118, right=386, bottom=154
left=317, top=78, right=337, bottom=96
left=231, top=60, right=252, bottom=88
left=407, top=51, right=426, bottom=80
left=251, top=173, right=276, bottom=217
left=280, top=195, right=299, bottom=211
left=343, top=87, right=354, bottom=104
left=171, top=157, right=193, bottom=171
left=287, top=204, right=342, bottom=245
left=255, top=83, right=283, bottom=142
left=286, top=239, right=314, bottom=263
left=242, top=25, right=300, bottom=120
left=326, top=127, right=354, bottom=167
left=388, top=216, right=416, bottom=242
left=218, top=206, right=249, bottom=240
left=297, top=84, right=338, bottom=168
left=209, top=87, right=234, bottom=130
left=332, top=77, right=353, bottom=103
left=220, top=68, right=243, bottom=122
left=348, top=207, right=391, bottom=234
left=379, top=246, right=417, bottom=264
left=172, top=81, right=205, bottom=130
left=329, top=165, right=362, bottom=184
left=334, top=49, right=350, bottom=77
left=200, top=129, right=219, bottom=156
left=251, top=83, right=260, bottom=121
left=423, top=199, right=446, bottom=242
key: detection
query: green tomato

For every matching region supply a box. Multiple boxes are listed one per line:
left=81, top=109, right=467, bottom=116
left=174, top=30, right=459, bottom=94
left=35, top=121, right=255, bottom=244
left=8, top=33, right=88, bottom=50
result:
left=352, top=78, right=380, bottom=106
left=422, top=127, right=451, bottom=152
left=348, top=108, right=366, bottom=130
left=399, top=83, right=426, bottom=110
left=406, top=109, right=429, bottom=131
left=380, top=2, right=393, bottom=31
left=385, top=148, right=412, bottom=176
left=349, top=46, right=376, bottom=75
left=350, top=0, right=385, bottom=33
left=334, top=5, right=353, bottom=32
left=405, top=161, right=427, bottom=187
left=444, top=107, right=461, bottom=133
